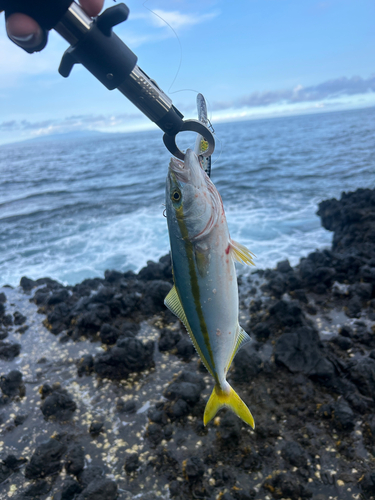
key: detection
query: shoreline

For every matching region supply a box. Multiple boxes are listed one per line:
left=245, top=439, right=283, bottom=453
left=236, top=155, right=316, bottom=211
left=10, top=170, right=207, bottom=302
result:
left=0, top=187, right=375, bottom=500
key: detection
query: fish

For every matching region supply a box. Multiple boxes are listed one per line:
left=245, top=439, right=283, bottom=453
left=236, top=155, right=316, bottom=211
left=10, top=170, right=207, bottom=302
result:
left=194, top=93, right=213, bottom=178
left=164, top=148, right=255, bottom=427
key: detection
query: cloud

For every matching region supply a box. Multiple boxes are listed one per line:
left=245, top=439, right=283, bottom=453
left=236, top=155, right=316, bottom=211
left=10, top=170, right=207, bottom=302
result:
left=212, top=75, right=375, bottom=111
left=149, top=9, right=218, bottom=30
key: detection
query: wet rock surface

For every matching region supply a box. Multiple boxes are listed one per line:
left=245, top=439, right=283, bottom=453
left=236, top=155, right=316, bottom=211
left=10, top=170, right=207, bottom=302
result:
left=0, top=188, right=375, bottom=499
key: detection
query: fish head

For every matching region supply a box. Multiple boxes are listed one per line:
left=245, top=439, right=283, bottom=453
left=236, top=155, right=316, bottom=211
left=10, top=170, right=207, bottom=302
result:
left=166, top=149, right=219, bottom=240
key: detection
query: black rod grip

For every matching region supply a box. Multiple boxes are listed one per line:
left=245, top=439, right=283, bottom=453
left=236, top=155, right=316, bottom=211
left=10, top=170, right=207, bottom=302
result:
left=0, top=0, right=72, bottom=30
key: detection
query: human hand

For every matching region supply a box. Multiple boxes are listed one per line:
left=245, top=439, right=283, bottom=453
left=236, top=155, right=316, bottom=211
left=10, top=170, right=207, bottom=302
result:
left=6, top=0, right=104, bottom=52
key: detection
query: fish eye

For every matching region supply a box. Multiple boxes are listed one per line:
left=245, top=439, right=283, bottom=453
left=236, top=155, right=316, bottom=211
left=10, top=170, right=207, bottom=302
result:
left=172, top=190, right=181, bottom=202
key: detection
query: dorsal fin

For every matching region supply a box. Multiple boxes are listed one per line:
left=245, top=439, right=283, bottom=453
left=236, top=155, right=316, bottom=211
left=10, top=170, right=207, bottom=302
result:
left=229, top=239, right=256, bottom=266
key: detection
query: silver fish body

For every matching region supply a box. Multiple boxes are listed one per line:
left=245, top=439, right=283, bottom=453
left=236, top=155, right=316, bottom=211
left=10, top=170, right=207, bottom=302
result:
left=165, top=149, right=255, bottom=427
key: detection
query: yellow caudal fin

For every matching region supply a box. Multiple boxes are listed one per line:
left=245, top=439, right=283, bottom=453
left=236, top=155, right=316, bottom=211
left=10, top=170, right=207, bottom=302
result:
left=230, top=239, right=256, bottom=266
left=203, top=384, right=255, bottom=429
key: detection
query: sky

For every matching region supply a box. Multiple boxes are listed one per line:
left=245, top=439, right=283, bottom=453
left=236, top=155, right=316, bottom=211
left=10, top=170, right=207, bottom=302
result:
left=0, top=0, right=374, bottom=145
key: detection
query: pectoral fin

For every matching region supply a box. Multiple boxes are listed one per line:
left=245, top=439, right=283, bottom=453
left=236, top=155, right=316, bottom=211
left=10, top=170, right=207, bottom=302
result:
left=204, top=383, right=255, bottom=428
left=229, top=239, right=255, bottom=266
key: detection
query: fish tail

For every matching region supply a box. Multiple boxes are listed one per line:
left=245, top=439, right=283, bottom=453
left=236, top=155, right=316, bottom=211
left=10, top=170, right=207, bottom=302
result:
left=203, top=384, right=255, bottom=428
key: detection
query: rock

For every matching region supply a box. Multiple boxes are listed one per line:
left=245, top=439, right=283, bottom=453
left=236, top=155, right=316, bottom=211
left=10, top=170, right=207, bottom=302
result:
left=0, top=370, right=24, bottom=397
left=94, top=337, right=154, bottom=380
left=25, top=437, right=67, bottom=479
left=158, top=328, right=182, bottom=352
left=0, top=341, right=21, bottom=360
left=164, top=381, right=202, bottom=405
left=65, top=445, right=85, bottom=476
left=277, top=260, right=293, bottom=273
left=290, top=289, right=308, bottom=303
left=217, top=412, right=241, bottom=445
left=40, top=388, right=77, bottom=419
left=167, top=398, right=190, bottom=419
left=332, top=398, right=355, bottom=430
left=14, top=413, right=28, bottom=426
left=144, top=280, right=172, bottom=313
left=175, top=336, right=195, bottom=361
left=281, top=441, right=308, bottom=468
left=89, top=420, right=104, bottom=436
left=13, top=310, right=27, bottom=325
left=116, top=399, right=136, bottom=414
left=61, top=478, right=83, bottom=500
left=99, top=323, right=121, bottom=345
left=20, top=276, right=37, bottom=291
left=77, top=354, right=94, bottom=376
left=119, top=320, right=139, bottom=337
left=183, top=456, right=204, bottom=481
left=2, top=314, right=12, bottom=327
left=268, top=299, right=305, bottom=331
left=346, top=295, right=362, bottom=318
left=0, top=292, right=6, bottom=303
left=22, top=480, right=51, bottom=497
left=146, top=423, right=163, bottom=445
left=360, top=472, right=375, bottom=497
left=124, top=453, right=139, bottom=473
left=76, top=478, right=118, bottom=500
left=47, top=288, right=70, bottom=305
left=233, top=346, right=262, bottom=383
left=2, top=454, right=27, bottom=471
left=263, top=472, right=312, bottom=499
left=78, top=466, right=105, bottom=488
left=275, top=327, right=330, bottom=378
left=148, top=407, right=167, bottom=425
left=331, top=335, right=353, bottom=350
left=348, top=357, right=375, bottom=398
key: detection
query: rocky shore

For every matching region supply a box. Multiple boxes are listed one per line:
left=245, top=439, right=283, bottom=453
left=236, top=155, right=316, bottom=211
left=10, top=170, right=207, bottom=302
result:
left=0, top=187, right=374, bottom=500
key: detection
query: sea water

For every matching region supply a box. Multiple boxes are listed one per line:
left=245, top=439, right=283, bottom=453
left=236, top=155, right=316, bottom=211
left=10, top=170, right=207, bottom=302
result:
left=0, top=107, right=374, bottom=286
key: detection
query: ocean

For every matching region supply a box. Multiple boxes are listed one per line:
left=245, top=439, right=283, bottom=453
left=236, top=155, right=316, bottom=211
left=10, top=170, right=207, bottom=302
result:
left=0, top=106, right=374, bottom=287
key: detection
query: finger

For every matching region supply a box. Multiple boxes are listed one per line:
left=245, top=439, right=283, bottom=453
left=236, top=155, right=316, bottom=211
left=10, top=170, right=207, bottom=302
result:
left=6, top=12, right=44, bottom=50
left=79, top=0, right=105, bottom=18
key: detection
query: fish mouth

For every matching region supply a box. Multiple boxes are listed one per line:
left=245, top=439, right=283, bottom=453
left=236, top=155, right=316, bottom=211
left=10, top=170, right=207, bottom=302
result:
left=169, top=156, right=190, bottom=184
left=169, top=149, right=203, bottom=185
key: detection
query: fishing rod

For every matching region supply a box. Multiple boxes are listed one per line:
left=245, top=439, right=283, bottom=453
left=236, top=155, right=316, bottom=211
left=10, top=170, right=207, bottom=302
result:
left=0, top=0, right=215, bottom=160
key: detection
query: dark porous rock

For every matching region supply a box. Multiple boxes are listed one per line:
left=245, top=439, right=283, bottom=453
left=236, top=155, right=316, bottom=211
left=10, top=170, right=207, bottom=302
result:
left=268, top=299, right=305, bottom=332
left=216, top=412, right=241, bottom=445
left=148, top=407, right=167, bottom=425
left=124, top=453, right=139, bottom=473
left=360, top=472, right=375, bottom=497
left=40, top=388, right=77, bottom=419
left=99, top=323, right=121, bottom=345
left=318, top=188, right=375, bottom=254
left=78, top=466, right=105, bottom=489
left=94, top=337, right=154, bottom=380
left=213, top=466, right=236, bottom=488
left=14, top=413, right=28, bottom=426
left=65, top=445, right=85, bottom=476
left=39, top=383, right=53, bottom=399
left=332, top=398, right=355, bottom=430
left=119, top=320, right=139, bottom=338
left=0, top=303, right=5, bottom=318
left=277, top=259, right=293, bottom=273
left=330, top=335, right=353, bottom=350
left=0, top=340, right=21, bottom=360
left=263, top=472, right=312, bottom=499
left=47, top=288, right=70, bottom=305
left=158, top=328, right=182, bottom=352
left=0, top=329, right=8, bottom=340
left=290, top=288, right=308, bottom=303
left=89, top=420, right=104, bottom=436
left=22, top=480, right=51, bottom=497
left=46, top=302, right=71, bottom=334
left=242, top=449, right=262, bottom=472
left=20, top=276, right=37, bottom=291
left=138, top=255, right=172, bottom=282
left=275, top=326, right=331, bottom=379
left=164, top=379, right=203, bottom=406
left=183, top=456, right=205, bottom=481
left=339, top=325, right=353, bottom=338
left=144, top=280, right=172, bottom=313
left=76, top=478, right=118, bottom=500
left=2, top=454, right=27, bottom=470
left=0, top=292, right=6, bottom=303
left=116, top=399, right=136, bottom=414
left=175, top=336, right=195, bottom=361
left=281, top=441, right=308, bottom=468
left=104, top=269, right=124, bottom=283
left=233, top=345, right=262, bottom=383
left=0, top=370, right=24, bottom=397
left=0, top=462, right=12, bottom=483
left=251, top=322, right=271, bottom=342
left=346, top=295, right=362, bottom=318
left=347, top=357, right=375, bottom=398
left=61, top=478, right=83, bottom=500
left=77, top=354, right=94, bottom=376
left=25, top=437, right=67, bottom=479
left=146, top=423, right=163, bottom=445
left=263, top=272, right=287, bottom=298
left=17, top=324, right=29, bottom=334
left=2, top=313, right=13, bottom=326
left=34, top=288, right=50, bottom=305
left=167, top=398, right=190, bottom=419
left=13, top=310, right=27, bottom=325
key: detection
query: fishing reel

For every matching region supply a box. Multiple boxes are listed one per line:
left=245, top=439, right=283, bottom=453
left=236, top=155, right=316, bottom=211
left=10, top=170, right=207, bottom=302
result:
left=0, top=0, right=215, bottom=160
